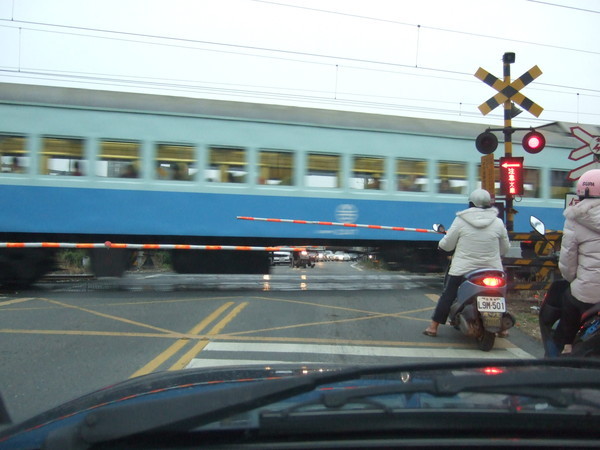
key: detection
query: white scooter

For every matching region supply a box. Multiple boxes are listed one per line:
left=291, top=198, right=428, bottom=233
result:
left=434, top=224, right=516, bottom=351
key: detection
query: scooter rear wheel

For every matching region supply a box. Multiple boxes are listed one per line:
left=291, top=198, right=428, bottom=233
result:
left=477, top=330, right=496, bottom=352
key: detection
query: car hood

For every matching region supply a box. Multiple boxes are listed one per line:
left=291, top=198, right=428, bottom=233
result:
left=2, top=359, right=600, bottom=449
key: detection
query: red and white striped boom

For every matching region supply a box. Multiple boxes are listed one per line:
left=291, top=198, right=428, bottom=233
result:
left=237, top=216, right=441, bottom=234
left=0, top=242, right=313, bottom=252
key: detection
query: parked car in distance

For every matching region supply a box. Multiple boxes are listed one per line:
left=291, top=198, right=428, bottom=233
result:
left=334, top=251, right=351, bottom=261
left=270, top=251, right=291, bottom=266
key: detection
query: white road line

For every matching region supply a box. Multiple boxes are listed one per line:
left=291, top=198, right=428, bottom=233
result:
left=187, top=358, right=320, bottom=368
left=185, top=341, right=534, bottom=368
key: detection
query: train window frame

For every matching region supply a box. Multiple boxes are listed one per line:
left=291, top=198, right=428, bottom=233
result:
left=305, top=152, right=341, bottom=189
left=523, top=166, right=541, bottom=198
left=550, top=169, right=574, bottom=200
left=396, top=158, right=427, bottom=192
left=257, top=149, right=294, bottom=186
left=351, top=155, right=384, bottom=191
left=437, top=160, right=467, bottom=195
left=206, top=146, right=247, bottom=184
left=155, top=143, right=197, bottom=182
left=40, top=136, right=86, bottom=177
left=97, top=139, right=141, bottom=179
left=0, top=134, right=29, bottom=174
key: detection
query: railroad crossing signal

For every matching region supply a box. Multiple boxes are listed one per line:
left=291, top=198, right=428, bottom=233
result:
left=474, top=53, right=544, bottom=232
left=567, top=126, right=600, bottom=181
left=475, top=65, right=544, bottom=117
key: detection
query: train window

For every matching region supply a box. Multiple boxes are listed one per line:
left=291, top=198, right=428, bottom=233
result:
left=207, top=146, right=246, bottom=183
left=156, top=144, right=196, bottom=181
left=0, top=134, right=29, bottom=173
left=351, top=156, right=384, bottom=190
left=523, top=168, right=540, bottom=198
left=396, top=158, right=427, bottom=192
left=551, top=169, right=574, bottom=199
left=40, top=137, right=85, bottom=176
left=437, top=161, right=467, bottom=194
left=258, top=150, right=294, bottom=185
left=98, top=140, right=140, bottom=178
left=306, top=153, right=340, bottom=188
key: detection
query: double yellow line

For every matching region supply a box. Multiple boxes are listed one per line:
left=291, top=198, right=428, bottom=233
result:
left=130, top=301, right=248, bottom=378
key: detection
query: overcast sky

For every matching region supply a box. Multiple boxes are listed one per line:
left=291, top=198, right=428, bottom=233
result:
left=0, top=0, right=598, bottom=127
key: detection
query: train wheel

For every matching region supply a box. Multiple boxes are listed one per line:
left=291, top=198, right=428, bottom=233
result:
left=0, top=248, right=56, bottom=288
left=172, top=250, right=270, bottom=274
left=89, top=249, right=132, bottom=277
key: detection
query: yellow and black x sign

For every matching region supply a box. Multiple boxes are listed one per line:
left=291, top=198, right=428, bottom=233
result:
left=475, top=65, right=543, bottom=117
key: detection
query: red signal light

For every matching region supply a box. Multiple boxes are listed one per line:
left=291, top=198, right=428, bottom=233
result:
left=522, top=130, right=545, bottom=154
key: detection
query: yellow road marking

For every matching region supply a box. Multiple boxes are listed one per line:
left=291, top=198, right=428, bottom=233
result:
left=0, top=297, right=37, bottom=307
left=224, top=304, right=434, bottom=337
left=169, top=302, right=248, bottom=370
left=130, top=302, right=235, bottom=378
left=0, top=329, right=177, bottom=338
left=425, top=294, right=439, bottom=303
left=40, top=297, right=181, bottom=336
left=250, top=295, right=383, bottom=315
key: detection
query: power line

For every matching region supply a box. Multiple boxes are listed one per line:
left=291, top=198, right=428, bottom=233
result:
left=248, top=0, right=600, bottom=55
left=527, top=0, right=600, bottom=14
left=1, top=2, right=597, bottom=123
left=1, top=20, right=598, bottom=97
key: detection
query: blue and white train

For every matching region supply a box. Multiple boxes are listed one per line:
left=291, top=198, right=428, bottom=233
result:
left=0, top=83, right=585, bottom=285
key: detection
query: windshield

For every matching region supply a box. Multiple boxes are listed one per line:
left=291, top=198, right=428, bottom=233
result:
left=0, top=1, right=596, bottom=448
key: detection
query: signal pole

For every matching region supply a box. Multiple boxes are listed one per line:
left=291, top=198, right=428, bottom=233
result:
left=502, top=52, right=515, bottom=232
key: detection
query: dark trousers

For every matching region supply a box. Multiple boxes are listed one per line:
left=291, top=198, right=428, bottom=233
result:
left=555, top=289, right=590, bottom=349
left=432, top=275, right=464, bottom=324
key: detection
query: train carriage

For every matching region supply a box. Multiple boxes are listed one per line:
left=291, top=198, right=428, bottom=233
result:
left=0, top=82, right=585, bottom=285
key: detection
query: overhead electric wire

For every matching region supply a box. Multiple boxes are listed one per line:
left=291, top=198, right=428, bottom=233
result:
left=0, top=8, right=597, bottom=95
left=249, top=0, right=600, bottom=56
left=0, top=0, right=597, bottom=123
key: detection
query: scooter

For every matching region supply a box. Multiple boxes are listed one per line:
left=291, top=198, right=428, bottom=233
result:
left=434, top=224, right=515, bottom=351
left=531, top=216, right=600, bottom=358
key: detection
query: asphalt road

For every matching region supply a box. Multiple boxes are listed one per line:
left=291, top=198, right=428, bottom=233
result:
left=0, top=261, right=543, bottom=424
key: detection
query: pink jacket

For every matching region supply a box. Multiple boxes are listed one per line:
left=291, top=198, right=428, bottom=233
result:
left=559, top=198, right=600, bottom=304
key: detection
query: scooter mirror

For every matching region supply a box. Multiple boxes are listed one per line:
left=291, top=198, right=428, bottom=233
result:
left=433, top=224, right=446, bottom=234
left=530, top=216, right=545, bottom=236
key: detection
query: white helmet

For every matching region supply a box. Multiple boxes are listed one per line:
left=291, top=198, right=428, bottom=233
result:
left=576, top=169, right=600, bottom=199
left=469, top=189, right=492, bottom=208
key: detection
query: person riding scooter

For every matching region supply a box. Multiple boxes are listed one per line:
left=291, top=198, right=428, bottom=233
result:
left=423, top=189, right=510, bottom=337
left=554, top=169, right=600, bottom=354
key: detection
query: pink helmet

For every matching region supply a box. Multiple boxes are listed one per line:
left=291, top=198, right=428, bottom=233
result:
left=576, top=169, right=600, bottom=199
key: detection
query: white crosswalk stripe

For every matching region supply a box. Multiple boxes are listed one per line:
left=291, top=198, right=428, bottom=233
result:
left=186, top=341, right=534, bottom=369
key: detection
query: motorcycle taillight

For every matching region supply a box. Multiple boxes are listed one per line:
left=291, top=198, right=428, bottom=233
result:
left=472, top=275, right=506, bottom=288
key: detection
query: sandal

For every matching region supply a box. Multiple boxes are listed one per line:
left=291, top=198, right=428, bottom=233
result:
left=422, top=330, right=437, bottom=337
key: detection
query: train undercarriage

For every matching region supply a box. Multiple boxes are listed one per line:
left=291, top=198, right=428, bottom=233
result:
left=0, top=233, right=444, bottom=288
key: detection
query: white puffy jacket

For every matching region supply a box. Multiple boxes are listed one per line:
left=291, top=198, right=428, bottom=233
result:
left=439, top=207, right=510, bottom=276
left=559, top=198, right=600, bottom=304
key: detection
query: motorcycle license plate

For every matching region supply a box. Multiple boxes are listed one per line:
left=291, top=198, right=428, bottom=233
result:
left=477, top=296, right=506, bottom=313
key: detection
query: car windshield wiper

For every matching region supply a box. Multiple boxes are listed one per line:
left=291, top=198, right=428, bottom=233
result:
left=42, top=360, right=600, bottom=450
left=312, top=368, right=600, bottom=411
left=43, top=366, right=394, bottom=450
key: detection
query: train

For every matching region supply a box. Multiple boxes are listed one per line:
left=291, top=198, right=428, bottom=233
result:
left=0, top=82, right=586, bottom=286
